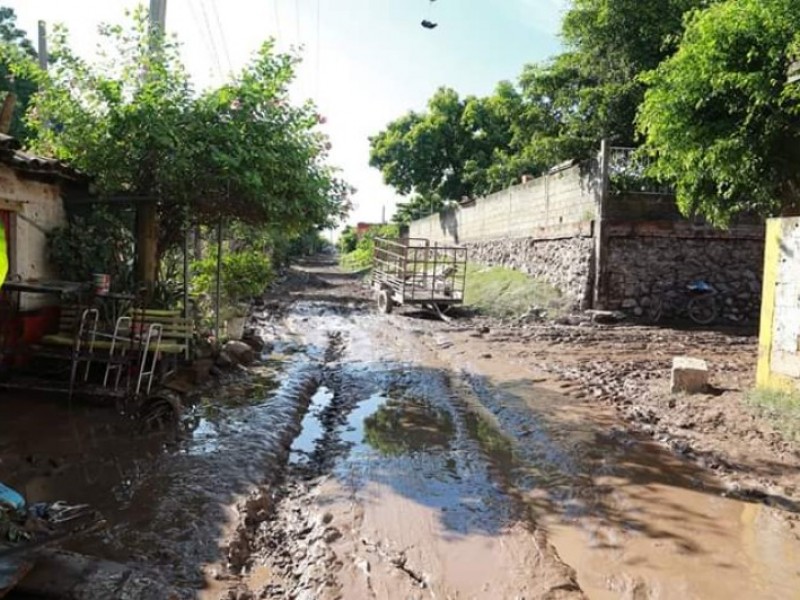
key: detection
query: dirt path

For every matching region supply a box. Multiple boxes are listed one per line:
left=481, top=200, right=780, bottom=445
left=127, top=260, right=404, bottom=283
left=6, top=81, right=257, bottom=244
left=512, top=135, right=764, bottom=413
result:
left=5, top=257, right=799, bottom=599
left=220, top=258, right=800, bottom=600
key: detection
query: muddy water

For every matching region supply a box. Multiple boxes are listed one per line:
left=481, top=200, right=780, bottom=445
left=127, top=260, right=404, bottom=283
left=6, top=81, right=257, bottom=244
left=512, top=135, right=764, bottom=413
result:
left=454, top=363, right=800, bottom=599
left=0, top=354, right=320, bottom=596
left=4, top=288, right=800, bottom=599
left=275, top=298, right=800, bottom=599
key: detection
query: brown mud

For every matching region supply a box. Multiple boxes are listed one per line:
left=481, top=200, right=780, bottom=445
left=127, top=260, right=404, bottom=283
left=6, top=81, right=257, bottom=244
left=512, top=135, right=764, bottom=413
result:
left=2, top=256, right=800, bottom=599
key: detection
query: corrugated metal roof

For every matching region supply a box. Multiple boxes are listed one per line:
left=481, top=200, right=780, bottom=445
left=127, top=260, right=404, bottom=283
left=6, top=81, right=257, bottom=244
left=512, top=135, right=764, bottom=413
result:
left=0, top=133, right=87, bottom=182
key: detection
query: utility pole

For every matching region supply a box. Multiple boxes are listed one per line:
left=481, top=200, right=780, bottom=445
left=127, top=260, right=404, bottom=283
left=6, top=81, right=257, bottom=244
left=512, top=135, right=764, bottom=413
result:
left=150, top=0, right=167, bottom=32
left=37, top=21, right=48, bottom=71
left=136, top=0, right=168, bottom=291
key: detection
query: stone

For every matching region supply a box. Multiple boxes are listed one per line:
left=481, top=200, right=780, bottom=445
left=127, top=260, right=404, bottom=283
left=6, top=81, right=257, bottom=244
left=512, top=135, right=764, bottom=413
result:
left=670, top=357, right=709, bottom=394
left=242, top=334, right=266, bottom=353
left=216, top=351, right=235, bottom=369
left=223, top=341, right=256, bottom=366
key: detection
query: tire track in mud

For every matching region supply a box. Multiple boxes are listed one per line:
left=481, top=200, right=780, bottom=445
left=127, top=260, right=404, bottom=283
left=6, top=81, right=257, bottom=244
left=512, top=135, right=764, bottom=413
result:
left=226, top=305, right=584, bottom=599
left=220, top=317, right=365, bottom=598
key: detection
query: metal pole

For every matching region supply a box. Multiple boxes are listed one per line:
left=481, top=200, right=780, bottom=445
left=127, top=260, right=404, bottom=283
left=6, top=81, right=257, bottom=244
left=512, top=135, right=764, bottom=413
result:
left=150, top=0, right=167, bottom=32
left=215, top=218, right=222, bottom=340
left=37, top=21, right=48, bottom=71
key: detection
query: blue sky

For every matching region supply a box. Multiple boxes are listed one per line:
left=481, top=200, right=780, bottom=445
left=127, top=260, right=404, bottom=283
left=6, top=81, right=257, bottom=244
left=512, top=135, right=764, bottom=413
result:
left=9, top=0, right=566, bottom=225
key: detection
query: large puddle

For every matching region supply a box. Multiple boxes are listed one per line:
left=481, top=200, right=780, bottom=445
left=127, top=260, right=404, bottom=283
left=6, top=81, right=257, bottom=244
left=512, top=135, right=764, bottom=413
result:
left=0, top=357, right=318, bottom=596
left=461, top=373, right=800, bottom=599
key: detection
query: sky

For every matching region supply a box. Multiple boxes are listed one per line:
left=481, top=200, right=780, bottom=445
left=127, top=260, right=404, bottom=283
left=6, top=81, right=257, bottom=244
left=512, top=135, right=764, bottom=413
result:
left=8, top=0, right=566, bottom=227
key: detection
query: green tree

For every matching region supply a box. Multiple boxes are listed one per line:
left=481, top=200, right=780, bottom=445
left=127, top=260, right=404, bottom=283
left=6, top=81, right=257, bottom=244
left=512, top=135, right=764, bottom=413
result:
left=0, top=6, right=38, bottom=141
left=637, top=0, right=800, bottom=224
left=12, top=8, right=350, bottom=283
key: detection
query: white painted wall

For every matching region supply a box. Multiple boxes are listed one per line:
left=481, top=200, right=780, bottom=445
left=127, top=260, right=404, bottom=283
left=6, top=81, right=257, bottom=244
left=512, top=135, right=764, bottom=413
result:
left=0, top=165, right=67, bottom=308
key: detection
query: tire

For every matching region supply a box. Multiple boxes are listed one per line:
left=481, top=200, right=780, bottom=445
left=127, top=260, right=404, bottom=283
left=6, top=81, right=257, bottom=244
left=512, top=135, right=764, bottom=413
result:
left=687, top=295, right=717, bottom=326
left=137, top=392, right=181, bottom=433
left=377, top=289, right=394, bottom=314
left=647, top=297, right=664, bottom=324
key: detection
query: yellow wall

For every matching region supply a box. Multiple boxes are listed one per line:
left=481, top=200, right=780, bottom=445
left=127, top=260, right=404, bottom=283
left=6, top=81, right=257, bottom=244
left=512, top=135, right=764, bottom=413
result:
left=757, top=217, right=800, bottom=390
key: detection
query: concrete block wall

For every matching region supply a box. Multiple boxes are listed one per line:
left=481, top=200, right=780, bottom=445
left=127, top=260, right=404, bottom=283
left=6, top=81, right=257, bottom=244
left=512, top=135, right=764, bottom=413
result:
left=409, top=162, right=599, bottom=244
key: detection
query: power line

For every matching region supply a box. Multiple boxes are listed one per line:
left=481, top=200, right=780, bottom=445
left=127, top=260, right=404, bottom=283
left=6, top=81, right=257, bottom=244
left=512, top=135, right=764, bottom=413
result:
left=185, top=0, right=217, bottom=73
left=209, top=0, right=233, bottom=75
left=197, top=0, right=225, bottom=80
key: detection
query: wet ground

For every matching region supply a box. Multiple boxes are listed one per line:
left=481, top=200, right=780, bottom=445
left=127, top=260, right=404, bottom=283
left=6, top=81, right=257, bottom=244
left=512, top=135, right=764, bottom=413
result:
left=3, top=258, right=800, bottom=599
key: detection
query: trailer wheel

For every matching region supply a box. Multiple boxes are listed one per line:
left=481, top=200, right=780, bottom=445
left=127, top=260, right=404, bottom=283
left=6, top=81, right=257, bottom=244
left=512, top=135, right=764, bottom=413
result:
left=377, top=289, right=394, bottom=314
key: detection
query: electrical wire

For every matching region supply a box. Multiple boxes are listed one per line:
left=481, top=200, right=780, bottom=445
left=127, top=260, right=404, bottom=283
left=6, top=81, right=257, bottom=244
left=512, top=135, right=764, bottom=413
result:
left=209, top=0, right=234, bottom=75
left=185, top=0, right=218, bottom=72
left=197, top=0, right=225, bottom=80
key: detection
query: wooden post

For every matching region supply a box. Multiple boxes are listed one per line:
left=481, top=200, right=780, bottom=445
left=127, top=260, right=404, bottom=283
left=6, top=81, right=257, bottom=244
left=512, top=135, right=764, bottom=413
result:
left=0, top=94, right=16, bottom=134
left=136, top=0, right=168, bottom=291
left=135, top=201, right=159, bottom=290
left=214, top=219, right=222, bottom=340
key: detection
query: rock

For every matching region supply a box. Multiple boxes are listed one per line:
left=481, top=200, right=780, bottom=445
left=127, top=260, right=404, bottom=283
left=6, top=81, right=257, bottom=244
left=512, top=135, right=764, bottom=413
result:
left=224, top=341, right=256, bottom=366
left=670, top=357, right=709, bottom=394
left=216, top=351, right=235, bottom=369
left=242, top=334, right=266, bottom=353
left=586, top=310, right=625, bottom=324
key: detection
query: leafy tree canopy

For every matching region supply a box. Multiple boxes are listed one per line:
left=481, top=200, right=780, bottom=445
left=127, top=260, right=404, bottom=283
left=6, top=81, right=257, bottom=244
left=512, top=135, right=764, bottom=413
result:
left=371, top=0, right=706, bottom=217
left=0, top=6, right=38, bottom=141
left=7, top=8, right=350, bottom=258
left=637, top=0, right=800, bottom=224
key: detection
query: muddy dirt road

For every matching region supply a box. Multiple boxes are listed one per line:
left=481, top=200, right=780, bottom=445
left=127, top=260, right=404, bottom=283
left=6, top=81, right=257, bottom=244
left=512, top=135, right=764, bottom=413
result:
left=221, top=259, right=800, bottom=600
left=3, top=257, right=800, bottom=599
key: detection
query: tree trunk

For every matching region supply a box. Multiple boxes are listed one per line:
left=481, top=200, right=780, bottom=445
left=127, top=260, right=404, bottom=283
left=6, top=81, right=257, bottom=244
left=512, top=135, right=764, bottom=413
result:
left=136, top=202, right=159, bottom=292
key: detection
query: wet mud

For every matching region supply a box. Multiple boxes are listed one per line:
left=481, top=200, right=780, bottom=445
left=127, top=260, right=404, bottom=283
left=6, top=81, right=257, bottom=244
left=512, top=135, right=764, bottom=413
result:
left=4, top=259, right=800, bottom=599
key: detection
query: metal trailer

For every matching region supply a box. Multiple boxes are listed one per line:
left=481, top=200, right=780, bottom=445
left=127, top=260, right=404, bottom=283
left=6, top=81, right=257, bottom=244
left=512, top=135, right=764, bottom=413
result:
left=371, top=237, right=467, bottom=319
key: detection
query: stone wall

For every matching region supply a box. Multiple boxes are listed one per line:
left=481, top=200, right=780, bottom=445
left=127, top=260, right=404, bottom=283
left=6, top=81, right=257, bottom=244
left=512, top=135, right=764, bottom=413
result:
left=604, top=222, right=765, bottom=323
left=405, top=146, right=767, bottom=321
left=465, top=232, right=595, bottom=310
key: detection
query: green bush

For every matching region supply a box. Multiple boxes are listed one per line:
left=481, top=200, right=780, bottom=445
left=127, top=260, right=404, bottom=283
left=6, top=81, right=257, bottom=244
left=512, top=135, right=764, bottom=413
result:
left=746, top=388, right=800, bottom=442
left=47, top=208, right=134, bottom=289
left=464, top=263, right=565, bottom=319
left=192, top=250, right=273, bottom=303
left=339, top=224, right=399, bottom=272
left=337, top=226, right=358, bottom=254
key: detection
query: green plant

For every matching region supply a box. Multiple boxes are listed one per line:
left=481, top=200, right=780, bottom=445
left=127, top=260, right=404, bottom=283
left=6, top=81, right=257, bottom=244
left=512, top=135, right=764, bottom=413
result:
left=192, top=249, right=273, bottom=304
left=746, top=387, right=800, bottom=442
left=11, top=7, right=351, bottom=286
left=337, top=225, right=358, bottom=254
left=47, top=208, right=134, bottom=288
left=463, top=263, right=566, bottom=319
left=338, top=224, right=399, bottom=272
